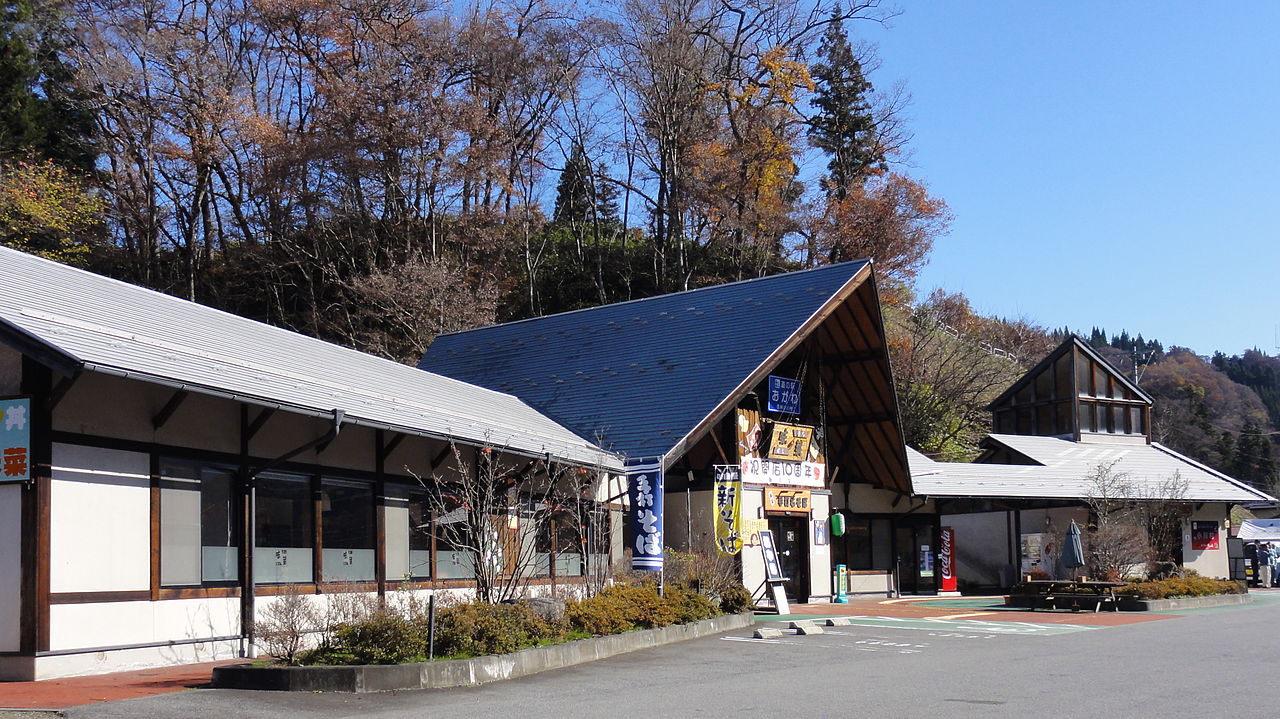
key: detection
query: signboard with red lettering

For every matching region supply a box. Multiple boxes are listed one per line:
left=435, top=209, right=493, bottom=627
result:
left=1191, top=521, right=1219, bottom=551
left=940, top=527, right=957, bottom=592
left=0, top=397, right=31, bottom=482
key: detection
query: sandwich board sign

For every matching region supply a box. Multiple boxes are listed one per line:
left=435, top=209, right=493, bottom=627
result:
left=758, top=529, right=790, bottom=615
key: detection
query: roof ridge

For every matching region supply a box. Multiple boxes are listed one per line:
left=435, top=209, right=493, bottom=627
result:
left=431, top=259, right=871, bottom=338
left=0, top=246, right=545, bottom=409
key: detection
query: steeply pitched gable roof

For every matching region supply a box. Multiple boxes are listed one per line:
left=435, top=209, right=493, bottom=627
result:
left=0, top=246, right=620, bottom=469
left=987, top=334, right=1153, bottom=410
left=421, top=261, right=875, bottom=460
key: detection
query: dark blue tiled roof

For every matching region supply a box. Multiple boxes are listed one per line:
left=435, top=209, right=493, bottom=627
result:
left=419, top=261, right=870, bottom=459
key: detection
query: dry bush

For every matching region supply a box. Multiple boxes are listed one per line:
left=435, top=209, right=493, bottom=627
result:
left=255, top=584, right=320, bottom=665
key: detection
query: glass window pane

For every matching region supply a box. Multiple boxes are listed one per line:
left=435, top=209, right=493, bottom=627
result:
left=1093, top=365, right=1108, bottom=398
left=1075, top=352, right=1091, bottom=395
left=435, top=497, right=476, bottom=579
left=1015, top=408, right=1032, bottom=435
left=161, top=460, right=238, bottom=586
left=1054, top=354, right=1072, bottom=400
left=845, top=517, right=872, bottom=570
left=1112, top=406, right=1126, bottom=434
left=870, top=519, right=893, bottom=569
left=1056, top=402, right=1072, bottom=435
left=1035, top=404, right=1053, bottom=435
left=1034, top=369, right=1052, bottom=403
left=1079, top=402, right=1094, bottom=432
left=555, top=513, right=583, bottom=577
left=321, top=478, right=375, bottom=583
left=995, top=410, right=1014, bottom=434
left=160, top=465, right=201, bottom=587
left=255, top=473, right=313, bottom=583
left=1132, top=407, right=1144, bottom=436
left=200, top=467, right=237, bottom=582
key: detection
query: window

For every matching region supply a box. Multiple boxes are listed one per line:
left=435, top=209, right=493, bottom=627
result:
left=321, top=478, right=375, bottom=583
left=255, top=472, right=313, bottom=583
left=844, top=517, right=872, bottom=569
left=554, top=512, right=584, bottom=578
left=434, top=497, right=476, bottom=579
left=159, top=460, right=238, bottom=586
left=1079, top=402, right=1095, bottom=432
left=385, top=484, right=433, bottom=581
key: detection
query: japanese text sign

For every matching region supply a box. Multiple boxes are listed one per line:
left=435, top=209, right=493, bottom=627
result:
left=713, top=465, right=743, bottom=555
left=1191, top=521, right=1219, bottom=551
left=0, top=397, right=31, bottom=482
left=763, top=487, right=811, bottom=514
left=766, top=422, right=813, bottom=461
left=767, top=376, right=801, bottom=415
left=627, top=458, right=664, bottom=571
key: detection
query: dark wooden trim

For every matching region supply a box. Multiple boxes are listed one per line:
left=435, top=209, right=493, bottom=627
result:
left=21, top=357, right=52, bottom=653
left=152, top=390, right=190, bottom=429
left=50, top=590, right=152, bottom=605
left=375, top=431, right=387, bottom=598
left=245, top=408, right=276, bottom=442
left=312, top=475, right=323, bottom=584
left=149, top=453, right=161, bottom=601
left=47, top=373, right=77, bottom=412
left=254, top=583, right=318, bottom=597
left=160, top=586, right=240, bottom=600
left=822, top=349, right=881, bottom=364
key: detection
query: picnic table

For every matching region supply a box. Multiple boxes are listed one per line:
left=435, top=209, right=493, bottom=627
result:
left=1022, top=579, right=1125, bottom=612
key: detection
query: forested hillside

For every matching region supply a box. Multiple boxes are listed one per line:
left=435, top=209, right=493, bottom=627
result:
left=1, top=0, right=1275, bottom=494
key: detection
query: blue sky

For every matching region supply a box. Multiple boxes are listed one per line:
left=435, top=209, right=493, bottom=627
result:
left=853, top=2, right=1279, bottom=356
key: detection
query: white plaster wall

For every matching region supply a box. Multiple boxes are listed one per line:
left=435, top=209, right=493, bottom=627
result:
left=839, top=483, right=934, bottom=515
left=808, top=492, right=832, bottom=601
left=50, top=443, right=150, bottom=593
left=49, top=597, right=240, bottom=652
left=1183, top=503, right=1231, bottom=579
left=0, top=483, right=22, bottom=650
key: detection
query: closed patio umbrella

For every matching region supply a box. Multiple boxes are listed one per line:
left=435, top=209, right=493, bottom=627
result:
left=1063, top=520, right=1086, bottom=579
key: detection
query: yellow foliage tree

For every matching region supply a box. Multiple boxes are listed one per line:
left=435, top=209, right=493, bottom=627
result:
left=0, top=158, right=104, bottom=266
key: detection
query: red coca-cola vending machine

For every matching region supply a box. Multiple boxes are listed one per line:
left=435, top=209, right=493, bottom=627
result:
left=940, top=527, right=957, bottom=593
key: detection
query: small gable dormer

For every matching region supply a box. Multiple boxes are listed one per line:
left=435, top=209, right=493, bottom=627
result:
left=987, top=335, right=1153, bottom=442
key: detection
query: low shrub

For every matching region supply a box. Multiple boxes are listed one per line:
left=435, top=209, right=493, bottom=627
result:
left=434, top=601, right=562, bottom=658
left=303, top=611, right=429, bottom=665
left=718, top=584, right=753, bottom=614
left=1120, top=576, right=1244, bottom=600
left=566, top=581, right=724, bottom=636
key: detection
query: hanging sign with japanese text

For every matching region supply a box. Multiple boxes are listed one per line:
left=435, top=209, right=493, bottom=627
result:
left=713, top=465, right=743, bottom=555
left=767, top=375, right=801, bottom=415
left=766, top=422, right=813, bottom=462
left=627, top=457, right=664, bottom=571
left=0, top=397, right=31, bottom=482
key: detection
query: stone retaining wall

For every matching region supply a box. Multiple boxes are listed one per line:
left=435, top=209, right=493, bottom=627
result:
left=213, top=612, right=755, bottom=693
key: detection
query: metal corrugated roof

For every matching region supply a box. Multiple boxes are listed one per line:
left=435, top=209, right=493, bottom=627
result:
left=909, top=434, right=1273, bottom=502
left=0, top=246, right=621, bottom=470
left=421, top=261, right=872, bottom=459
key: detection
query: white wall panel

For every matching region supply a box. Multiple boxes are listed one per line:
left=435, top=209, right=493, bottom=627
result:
left=50, top=443, right=150, bottom=593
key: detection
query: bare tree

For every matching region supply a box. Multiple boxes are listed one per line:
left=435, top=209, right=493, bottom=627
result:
left=411, top=442, right=610, bottom=603
left=1082, top=461, right=1147, bottom=580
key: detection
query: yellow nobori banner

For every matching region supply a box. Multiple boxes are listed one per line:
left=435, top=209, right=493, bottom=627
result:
left=713, top=465, right=743, bottom=555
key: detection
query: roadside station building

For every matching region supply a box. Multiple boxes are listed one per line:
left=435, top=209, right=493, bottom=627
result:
left=422, top=260, right=932, bottom=604
left=0, top=247, right=622, bottom=681
left=909, top=337, right=1274, bottom=589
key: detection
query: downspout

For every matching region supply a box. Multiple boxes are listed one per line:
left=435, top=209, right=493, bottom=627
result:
left=241, top=409, right=345, bottom=658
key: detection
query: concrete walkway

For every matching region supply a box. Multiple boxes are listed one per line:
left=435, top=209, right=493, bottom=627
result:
left=774, top=594, right=1175, bottom=627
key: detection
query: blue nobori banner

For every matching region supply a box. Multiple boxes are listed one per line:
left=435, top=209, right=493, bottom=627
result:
left=627, top=457, right=664, bottom=571
left=1, top=397, right=31, bottom=482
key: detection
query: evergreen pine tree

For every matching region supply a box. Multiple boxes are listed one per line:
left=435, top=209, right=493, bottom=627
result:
left=807, top=8, right=882, bottom=199
left=551, top=142, right=594, bottom=225
left=0, top=0, right=95, bottom=170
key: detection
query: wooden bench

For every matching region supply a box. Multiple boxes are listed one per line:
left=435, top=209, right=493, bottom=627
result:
left=1023, top=580, right=1123, bottom=612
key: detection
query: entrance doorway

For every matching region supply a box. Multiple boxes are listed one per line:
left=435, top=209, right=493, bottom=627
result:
left=894, top=519, right=937, bottom=595
left=768, top=516, right=810, bottom=602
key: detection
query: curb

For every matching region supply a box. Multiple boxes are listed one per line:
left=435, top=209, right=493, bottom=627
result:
left=212, top=612, right=755, bottom=693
